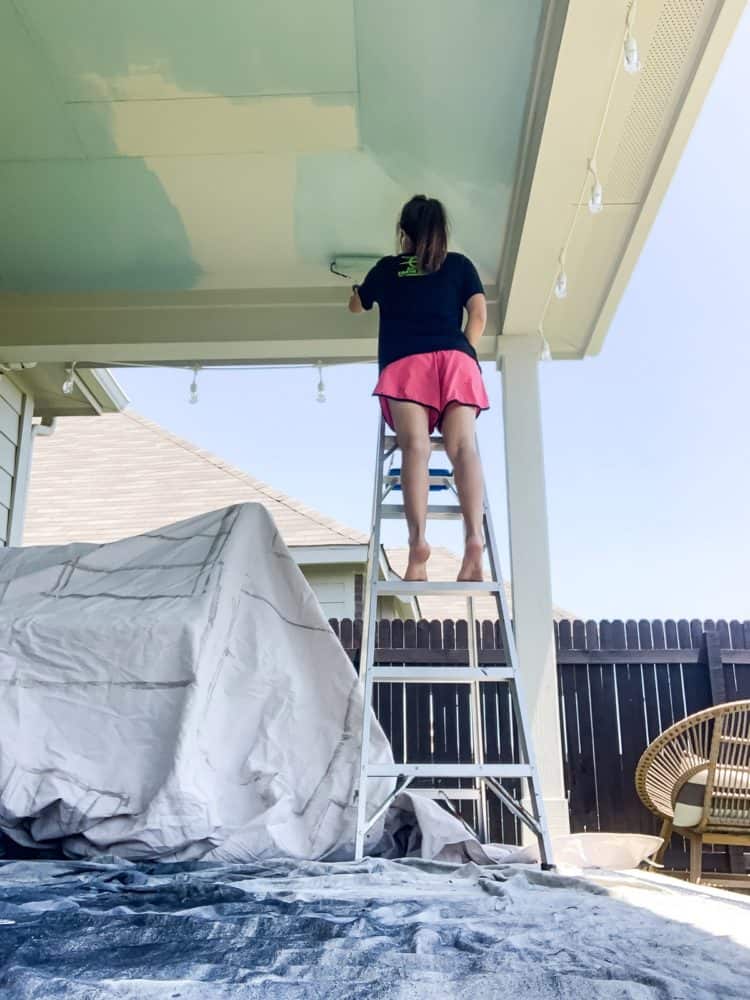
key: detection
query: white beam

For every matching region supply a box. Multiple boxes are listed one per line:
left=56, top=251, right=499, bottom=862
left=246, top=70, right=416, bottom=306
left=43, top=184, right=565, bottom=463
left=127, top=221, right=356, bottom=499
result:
left=498, top=333, right=569, bottom=838
left=0, top=288, right=500, bottom=366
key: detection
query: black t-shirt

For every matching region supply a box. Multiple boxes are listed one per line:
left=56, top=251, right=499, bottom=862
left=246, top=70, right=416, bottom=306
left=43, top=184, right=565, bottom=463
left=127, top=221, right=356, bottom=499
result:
left=357, top=252, right=485, bottom=372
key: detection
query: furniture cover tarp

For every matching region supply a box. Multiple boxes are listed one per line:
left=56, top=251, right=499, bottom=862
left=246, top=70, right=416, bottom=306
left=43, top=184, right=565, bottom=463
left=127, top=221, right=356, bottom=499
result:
left=0, top=504, right=509, bottom=863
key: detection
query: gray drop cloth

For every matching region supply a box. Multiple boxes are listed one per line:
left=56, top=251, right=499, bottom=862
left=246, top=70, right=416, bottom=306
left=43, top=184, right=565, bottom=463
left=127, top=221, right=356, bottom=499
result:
left=1, top=857, right=749, bottom=998
left=0, top=504, right=509, bottom=864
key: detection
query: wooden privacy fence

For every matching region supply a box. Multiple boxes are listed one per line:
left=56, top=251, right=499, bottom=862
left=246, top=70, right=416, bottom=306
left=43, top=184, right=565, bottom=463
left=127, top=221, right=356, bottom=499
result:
left=330, top=616, right=750, bottom=872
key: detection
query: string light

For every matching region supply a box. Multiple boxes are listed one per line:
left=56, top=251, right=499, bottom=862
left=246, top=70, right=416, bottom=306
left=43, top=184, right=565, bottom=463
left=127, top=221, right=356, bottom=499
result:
left=316, top=362, right=326, bottom=403
left=554, top=255, right=568, bottom=300
left=539, top=328, right=552, bottom=362
left=540, top=0, right=643, bottom=351
left=62, top=363, right=76, bottom=396
left=624, top=1, right=641, bottom=74
left=188, top=364, right=200, bottom=405
left=588, top=160, right=604, bottom=214
left=69, top=361, right=335, bottom=406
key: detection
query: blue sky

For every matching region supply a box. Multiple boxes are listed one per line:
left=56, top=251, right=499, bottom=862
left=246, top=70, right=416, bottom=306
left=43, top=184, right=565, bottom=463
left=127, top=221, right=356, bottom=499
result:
left=116, top=10, right=750, bottom=622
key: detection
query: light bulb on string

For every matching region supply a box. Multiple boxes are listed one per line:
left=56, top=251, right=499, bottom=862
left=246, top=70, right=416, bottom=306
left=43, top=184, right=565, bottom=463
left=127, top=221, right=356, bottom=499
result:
left=624, top=34, right=640, bottom=73
left=588, top=160, right=604, bottom=215
left=624, top=2, right=641, bottom=74
left=62, top=363, right=76, bottom=396
left=539, top=327, right=552, bottom=362
left=316, top=362, right=326, bottom=404
left=188, top=364, right=200, bottom=405
left=554, top=255, right=568, bottom=300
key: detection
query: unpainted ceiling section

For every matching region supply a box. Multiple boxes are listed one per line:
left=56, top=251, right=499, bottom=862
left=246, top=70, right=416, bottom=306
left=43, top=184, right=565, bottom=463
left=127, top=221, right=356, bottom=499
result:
left=0, top=0, right=543, bottom=293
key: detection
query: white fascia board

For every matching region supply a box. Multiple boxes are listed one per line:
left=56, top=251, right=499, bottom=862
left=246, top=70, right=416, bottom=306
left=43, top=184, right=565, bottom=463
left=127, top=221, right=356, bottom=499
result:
left=290, top=545, right=368, bottom=566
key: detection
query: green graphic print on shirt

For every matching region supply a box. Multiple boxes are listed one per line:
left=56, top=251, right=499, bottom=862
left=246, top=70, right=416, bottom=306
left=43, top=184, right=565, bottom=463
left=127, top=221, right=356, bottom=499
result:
left=397, top=255, right=423, bottom=277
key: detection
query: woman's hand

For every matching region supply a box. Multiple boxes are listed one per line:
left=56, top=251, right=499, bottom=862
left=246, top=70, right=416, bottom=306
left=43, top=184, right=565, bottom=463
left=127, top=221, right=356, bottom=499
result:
left=348, top=286, right=364, bottom=314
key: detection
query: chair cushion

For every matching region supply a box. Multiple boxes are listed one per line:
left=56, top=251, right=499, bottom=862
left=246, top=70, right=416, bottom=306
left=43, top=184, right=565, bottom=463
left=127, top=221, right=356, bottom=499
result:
left=674, top=765, right=750, bottom=827
left=674, top=768, right=708, bottom=828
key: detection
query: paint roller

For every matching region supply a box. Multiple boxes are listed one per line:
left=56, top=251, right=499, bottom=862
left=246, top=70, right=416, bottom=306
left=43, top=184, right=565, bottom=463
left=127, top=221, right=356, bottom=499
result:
left=329, top=255, right=382, bottom=280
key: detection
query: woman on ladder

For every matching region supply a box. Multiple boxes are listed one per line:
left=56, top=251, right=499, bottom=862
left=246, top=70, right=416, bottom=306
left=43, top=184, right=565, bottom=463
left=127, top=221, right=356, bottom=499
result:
left=348, top=195, right=489, bottom=582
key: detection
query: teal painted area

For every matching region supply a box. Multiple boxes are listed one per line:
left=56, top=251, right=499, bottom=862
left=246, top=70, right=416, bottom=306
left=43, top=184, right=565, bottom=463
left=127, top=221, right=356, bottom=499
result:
left=19, top=0, right=356, bottom=100
left=1, top=0, right=359, bottom=292
left=0, top=159, right=201, bottom=292
left=0, top=2, right=82, bottom=160
left=0, top=0, right=214, bottom=292
left=294, top=0, right=543, bottom=277
left=299, top=0, right=544, bottom=276
left=1, top=0, right=539, bottom=292
left=295, top=152, right=406, bottom=268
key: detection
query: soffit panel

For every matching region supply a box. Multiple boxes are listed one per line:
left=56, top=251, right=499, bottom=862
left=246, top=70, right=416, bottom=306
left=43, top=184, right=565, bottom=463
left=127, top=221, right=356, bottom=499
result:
left=0, top=0, right=543, bottom=295
left=503, top=0, right=733, bottom=358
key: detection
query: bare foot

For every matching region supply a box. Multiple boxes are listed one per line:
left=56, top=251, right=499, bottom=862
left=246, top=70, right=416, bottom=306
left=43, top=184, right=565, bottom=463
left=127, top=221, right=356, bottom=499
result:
left=457, top=536, right=484, bottom=582
left=404, top=540, right=431, bottom=581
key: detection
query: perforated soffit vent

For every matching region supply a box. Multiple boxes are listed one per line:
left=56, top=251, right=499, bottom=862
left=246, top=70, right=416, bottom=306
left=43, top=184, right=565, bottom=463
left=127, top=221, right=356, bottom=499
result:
left=606, top=0, right=712, bottom=204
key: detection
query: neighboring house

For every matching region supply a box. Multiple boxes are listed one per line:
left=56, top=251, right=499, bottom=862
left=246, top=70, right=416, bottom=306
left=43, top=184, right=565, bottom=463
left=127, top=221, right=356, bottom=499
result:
left=0, top=365, right=124, bottom=547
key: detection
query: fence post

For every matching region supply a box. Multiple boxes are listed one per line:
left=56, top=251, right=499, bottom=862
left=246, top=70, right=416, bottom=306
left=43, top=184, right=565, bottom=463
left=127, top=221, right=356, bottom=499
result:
left=702, top=630, right=726, bottom=705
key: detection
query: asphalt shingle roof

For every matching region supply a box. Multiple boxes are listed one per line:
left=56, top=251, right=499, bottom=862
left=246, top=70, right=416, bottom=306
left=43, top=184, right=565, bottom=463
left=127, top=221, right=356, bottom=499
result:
left=23, top=411, right=367, bottom=547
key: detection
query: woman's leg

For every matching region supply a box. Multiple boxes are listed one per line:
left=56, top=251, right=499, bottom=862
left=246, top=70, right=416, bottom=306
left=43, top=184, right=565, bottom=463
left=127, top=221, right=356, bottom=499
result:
left=441, top=403, right=484, bottom=581
left=389, top=400, right=432, bottom=580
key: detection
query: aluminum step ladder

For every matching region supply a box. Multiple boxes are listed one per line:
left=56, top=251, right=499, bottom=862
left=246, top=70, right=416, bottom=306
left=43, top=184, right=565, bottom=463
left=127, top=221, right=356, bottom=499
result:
left=353, top=416, right=554, bottom=866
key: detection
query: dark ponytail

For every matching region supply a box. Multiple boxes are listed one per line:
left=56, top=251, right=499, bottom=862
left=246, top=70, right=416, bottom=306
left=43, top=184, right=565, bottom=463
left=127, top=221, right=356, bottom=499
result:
left=398, top=195, right=449, bottom=274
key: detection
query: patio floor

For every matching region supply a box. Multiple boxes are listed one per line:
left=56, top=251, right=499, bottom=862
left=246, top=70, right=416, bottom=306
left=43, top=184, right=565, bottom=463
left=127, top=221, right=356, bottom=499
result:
left=0, top=856, right=749, bottom=998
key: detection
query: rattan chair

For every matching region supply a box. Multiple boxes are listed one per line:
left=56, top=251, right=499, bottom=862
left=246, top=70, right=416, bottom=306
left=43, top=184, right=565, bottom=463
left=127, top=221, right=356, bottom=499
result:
left=636, top=700, right=750, bottom=885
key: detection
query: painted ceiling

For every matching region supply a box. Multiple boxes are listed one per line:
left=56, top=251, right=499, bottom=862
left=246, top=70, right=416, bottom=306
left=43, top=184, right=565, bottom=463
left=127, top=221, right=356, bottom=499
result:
left=0, top=0, right=543, bottom=293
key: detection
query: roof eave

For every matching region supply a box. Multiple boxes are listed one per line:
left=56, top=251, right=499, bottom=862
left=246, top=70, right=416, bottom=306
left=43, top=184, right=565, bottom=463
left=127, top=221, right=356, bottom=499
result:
left=500, top=0, right=745, bottom=361
left=584, top=0, right=745, bottom=358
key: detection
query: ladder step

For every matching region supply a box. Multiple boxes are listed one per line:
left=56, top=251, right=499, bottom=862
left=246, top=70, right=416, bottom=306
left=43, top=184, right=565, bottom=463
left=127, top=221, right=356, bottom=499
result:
left=371, top=666, right=513, bottom=683
left=407, top=788, right=480, bottom=801
left=381, top=504, right=463, bottom=520
left=376, top=580, right=501, bottom=596
left=385, top=434, right=446, bottom=452
left=367, top=764, right=533, bottom=779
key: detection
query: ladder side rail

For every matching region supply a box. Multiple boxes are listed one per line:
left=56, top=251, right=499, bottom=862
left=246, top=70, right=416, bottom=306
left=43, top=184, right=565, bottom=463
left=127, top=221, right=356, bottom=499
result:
left=354, top=416, right=389, bottom=859
left=467, top=594, right=488, bottom=841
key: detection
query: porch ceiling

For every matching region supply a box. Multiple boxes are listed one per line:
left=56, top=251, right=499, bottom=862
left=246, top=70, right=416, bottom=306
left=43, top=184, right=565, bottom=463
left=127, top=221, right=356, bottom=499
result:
left=0, top=0, right=744, bottom=369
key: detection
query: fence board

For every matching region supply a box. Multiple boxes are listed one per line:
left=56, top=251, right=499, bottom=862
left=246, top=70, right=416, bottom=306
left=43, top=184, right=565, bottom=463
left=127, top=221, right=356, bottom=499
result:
left=388, top=619, right=405, bottom=762
left=440, top=620, right=459, bottom=793
left=639, top=620, right=659, bottom=748
left=430, top=620, right=452, bottom=798
left=454, top=619, right=476, bottom=828
left=376, top=619, right=392, bottom=750
left=575, top=622, right=598, bottom=830
left=588, top=621, right=622, bottom=835
left=683, top=620, right=712, bottom=715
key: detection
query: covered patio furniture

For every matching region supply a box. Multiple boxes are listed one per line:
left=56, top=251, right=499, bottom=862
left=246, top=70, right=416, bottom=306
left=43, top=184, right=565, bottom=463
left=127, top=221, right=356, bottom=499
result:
left=636, top=700, right=750, bottom=885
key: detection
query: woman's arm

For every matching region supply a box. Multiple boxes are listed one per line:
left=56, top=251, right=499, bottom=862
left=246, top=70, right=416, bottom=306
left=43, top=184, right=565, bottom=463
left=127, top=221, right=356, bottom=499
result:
left=348, top=286, right=364, bottom=314
left=464, top=293, right=487, bottom=348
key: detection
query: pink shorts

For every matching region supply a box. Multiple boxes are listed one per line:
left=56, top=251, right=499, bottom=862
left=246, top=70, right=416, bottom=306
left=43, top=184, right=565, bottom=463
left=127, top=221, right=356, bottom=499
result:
left=373, top=350, right=489, bottom=434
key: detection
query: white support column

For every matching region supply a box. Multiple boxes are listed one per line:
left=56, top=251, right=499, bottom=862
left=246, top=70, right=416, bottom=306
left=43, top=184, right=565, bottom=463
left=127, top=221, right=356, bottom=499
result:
left=498, top=333, right=569, bottom=838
